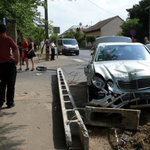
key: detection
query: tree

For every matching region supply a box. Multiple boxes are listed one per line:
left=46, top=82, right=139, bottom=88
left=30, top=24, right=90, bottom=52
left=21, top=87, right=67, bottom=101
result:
left=123, top=0, right=150, bottom=42
left=75, top=28, right=83, bottom=43
left=63, top=29, right=75, bottom=38
left=86, top=35, right=95, bottom=46
left=0, top=0, right=77, bottom=52
left=120, top=18, right=142, bottom=41
left=0, top=0, right=44, bottom=40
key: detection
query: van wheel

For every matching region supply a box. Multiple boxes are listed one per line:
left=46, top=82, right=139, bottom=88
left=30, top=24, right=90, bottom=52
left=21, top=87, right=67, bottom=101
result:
left=76, top=52, right=79, bottom=55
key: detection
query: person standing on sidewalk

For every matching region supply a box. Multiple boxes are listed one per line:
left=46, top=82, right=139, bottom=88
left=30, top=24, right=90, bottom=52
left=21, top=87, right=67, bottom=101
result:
left=18, top=37, right=29, bottom=71
left=50, top=40, right=55, bottom=61
left=17, top=38, right=25, bottom=65
left=27, top=37, right=36, bottom=71
left=144, top=37, right=150, bottom=45
left=0, top=24, right=19, bottom=108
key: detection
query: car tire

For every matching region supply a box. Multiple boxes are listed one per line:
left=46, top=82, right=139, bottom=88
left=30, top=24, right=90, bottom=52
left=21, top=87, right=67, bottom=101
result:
left=76, top=52, right=79, bottom=55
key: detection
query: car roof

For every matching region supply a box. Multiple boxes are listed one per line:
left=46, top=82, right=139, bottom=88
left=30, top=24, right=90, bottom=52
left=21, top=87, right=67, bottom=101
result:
left=95, top=36, right=132, bottom=48
left=97, top=42, right=143, bottom=47
left=61, top=38, right=76, bottom=40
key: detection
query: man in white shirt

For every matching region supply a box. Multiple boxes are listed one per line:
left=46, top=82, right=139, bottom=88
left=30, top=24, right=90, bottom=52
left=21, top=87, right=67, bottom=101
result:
left=50, top=40, right=55, bottom=61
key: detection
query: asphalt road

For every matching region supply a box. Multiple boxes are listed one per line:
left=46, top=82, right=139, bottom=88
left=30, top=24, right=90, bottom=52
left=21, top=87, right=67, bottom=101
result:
left=60, top=49, right=91, bottom=83
left=0, top=50, right=90, bottom=150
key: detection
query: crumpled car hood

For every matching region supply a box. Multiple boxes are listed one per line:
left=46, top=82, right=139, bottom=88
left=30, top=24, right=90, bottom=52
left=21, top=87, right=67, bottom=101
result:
left=94, top=60, right=150, bottom=81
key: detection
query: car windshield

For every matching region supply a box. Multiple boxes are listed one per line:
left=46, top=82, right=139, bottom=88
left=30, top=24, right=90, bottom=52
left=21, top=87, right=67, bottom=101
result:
left=63, top=40, right=77, bottom=45
left=146, top=44, right=150, bottom=50
left=95, top=45, right=150, bottom=61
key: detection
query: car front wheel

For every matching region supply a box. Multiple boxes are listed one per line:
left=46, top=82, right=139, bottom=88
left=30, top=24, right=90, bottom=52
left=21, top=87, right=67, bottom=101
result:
left=76, top=51, right=79, bottom=55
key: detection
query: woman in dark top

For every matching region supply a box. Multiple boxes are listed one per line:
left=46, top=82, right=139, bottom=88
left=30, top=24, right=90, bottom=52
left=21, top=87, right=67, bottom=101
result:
left=27, top=37, right=36, bottom=71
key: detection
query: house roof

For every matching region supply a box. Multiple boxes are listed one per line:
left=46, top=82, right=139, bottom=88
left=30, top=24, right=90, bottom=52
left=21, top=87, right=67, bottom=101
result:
left=145, top=5, right=150, bottom=10
left=61, top=25, right=90, bottom=36
left=84, top=16, right=124, bottom=33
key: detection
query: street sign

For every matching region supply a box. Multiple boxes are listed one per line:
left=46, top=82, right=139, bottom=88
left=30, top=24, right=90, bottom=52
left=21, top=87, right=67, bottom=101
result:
left=130, top=29, right=136, bottom=36
left=38, top=24, right=45, bottom=28
left=53, top=27, right=60, bottom=33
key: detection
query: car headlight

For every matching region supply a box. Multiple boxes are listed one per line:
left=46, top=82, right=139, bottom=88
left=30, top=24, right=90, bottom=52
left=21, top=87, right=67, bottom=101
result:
left=76, top=46, right=79, bottom=50
left=107, top=81, right=114, bottom=88
left=92, top=76, right=105, bottom=89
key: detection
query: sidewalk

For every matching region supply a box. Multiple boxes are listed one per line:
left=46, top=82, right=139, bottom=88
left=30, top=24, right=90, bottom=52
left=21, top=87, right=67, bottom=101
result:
left=0, top=53, right=68, bottom=150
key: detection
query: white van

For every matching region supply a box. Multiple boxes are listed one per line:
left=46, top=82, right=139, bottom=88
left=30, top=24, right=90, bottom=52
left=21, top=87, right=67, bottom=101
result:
left=58, top=38, right=79, bottom=55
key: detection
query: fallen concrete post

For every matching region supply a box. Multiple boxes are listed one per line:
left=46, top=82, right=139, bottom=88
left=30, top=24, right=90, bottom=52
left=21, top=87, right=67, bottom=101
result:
left=84, top=106, right=141, bottom=130
left=57, top=68, right=89, bottom=150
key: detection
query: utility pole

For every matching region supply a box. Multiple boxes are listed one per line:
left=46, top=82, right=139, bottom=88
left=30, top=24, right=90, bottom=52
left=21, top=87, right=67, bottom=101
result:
left=44, top=0, right=49, bottom=59
left=41, top=0, right=49, bottom=55
left=45, top=0, right=49, bottom=40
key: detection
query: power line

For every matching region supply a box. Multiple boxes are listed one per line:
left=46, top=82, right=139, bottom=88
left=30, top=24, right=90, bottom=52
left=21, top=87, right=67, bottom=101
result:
left=88, top=0, right=126, bottom=17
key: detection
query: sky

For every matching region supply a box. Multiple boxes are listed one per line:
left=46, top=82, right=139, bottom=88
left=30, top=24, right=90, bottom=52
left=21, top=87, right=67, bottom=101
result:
left=38, top=0, right=141, bottom=34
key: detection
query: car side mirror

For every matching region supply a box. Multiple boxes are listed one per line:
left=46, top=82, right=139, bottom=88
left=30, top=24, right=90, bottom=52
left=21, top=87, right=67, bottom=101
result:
left=84, top=67, right=89, bottom=76
left=91, top=47, right=95, bottom=55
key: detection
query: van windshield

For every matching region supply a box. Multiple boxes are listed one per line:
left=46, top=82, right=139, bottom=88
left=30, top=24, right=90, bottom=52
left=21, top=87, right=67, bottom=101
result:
left=63, top=39, right=77, bottom=45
